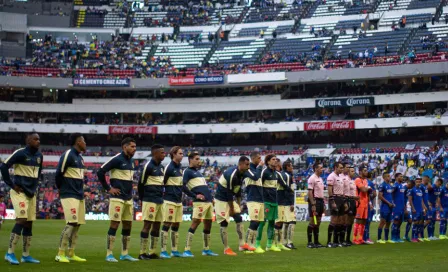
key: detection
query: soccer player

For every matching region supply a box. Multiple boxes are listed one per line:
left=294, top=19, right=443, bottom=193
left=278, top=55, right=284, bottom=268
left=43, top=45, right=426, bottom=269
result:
left=363, top=174, right=376, bottom=244
left=428, top=178, right=443, bottom=240
left=54, top=133, right=87, bottom=263
left=403, top=178, right=414, bottom=242
left=391, top=173, right=406, bottom=243
left=408, top=178, right=427, bottom=243
left=306, top=163, right=325, bottom=249
left=326, top=162, right=345, bottom=248
left=160, top=146, right=184, bottom=258
left=353, top=166, right=371, bottom=245
left=97, top=137, right=138, bottom=262
left=256, top=154, right=280, bottom=252
left=439, top=180, right=448, bottom=239
left=1, top=133, right=43, bottom=265
left=138, top=144, right=166, bottom=260
left=344, top=166, right=358, bottom=246
left=340, top=163, right=351, bottom=247
left=215, top=156, right=259, bottom=255
left=377, top=172, right=395, bottom=244
left=421, top=175, right=432, bottom=241
left=278, top=161, right=297, bottom=249
left=182, top=152, right=218, bottom=257
left=243, top=152, right=265, bottom=253
left=274, top=160, right=295, bottom=250
left=0, top=193, right=6, bottom=231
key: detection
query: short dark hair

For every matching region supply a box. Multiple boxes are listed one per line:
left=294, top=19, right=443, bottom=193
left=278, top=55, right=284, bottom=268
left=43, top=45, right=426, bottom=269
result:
left=334, top=162, right=342, bottom=169
left=415, top=177, right=422, bottom=181
left=408, top=180, right=416, bottom=186
left=436, top=178, right=443, bottom=184
left=121, top=137, right=136, bottom=147
left=359, top=166, right=367, bottom=172
left=239, top=156, right=250, bottom=163
left=264, top=154, right=276, bottom=165
left=70, top=133, right=83, bottom=146
left=170, top=146, right=182, bottom=159
left=313, top=162, right=322, bottom=171
left=151, top=144, right=164, bottom=153
left=250, top=151, right=260, bottom=159
left=344, top=163, right=351, bottom=168
left=188, top=151, right=200, bottom=161
left=395, top=173, right=402, bottom=179
left=422, top=175, right=430, bottom=179
left=382, top=171, right=390, bottom=177
left=283, top=161, right=292, bottom=170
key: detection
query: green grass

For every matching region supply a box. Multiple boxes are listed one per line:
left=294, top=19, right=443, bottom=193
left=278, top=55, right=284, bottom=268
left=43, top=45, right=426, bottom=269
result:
left=0, top=220, right=446, bottom=271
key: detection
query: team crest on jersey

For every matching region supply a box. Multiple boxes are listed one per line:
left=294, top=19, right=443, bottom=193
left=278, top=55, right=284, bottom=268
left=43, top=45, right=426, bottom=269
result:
left=71, top=208, right=77, bottom=214
left=19, top=202, right=26, bottom=208
left=198, top=213, right=203, bottom=217
left=115, top=206, right=121, bottom=212
left=72, top=215, right=77, bottom=220
left=169, top=209, right=174, bottom=215
left=149, top=214, right=154, bottom=219
left=198, top=207, right=203, bottom=212
left=37, top=158, right=41, bottom=164
left=149, top=207, right=155, bottom=213
left=254, top=215, right=258, bottom=219
left=168, top=216, right=173, bottom=220
left=114, top=213, right=119, bottom=219
left=20, top=210, right=25, bottom=215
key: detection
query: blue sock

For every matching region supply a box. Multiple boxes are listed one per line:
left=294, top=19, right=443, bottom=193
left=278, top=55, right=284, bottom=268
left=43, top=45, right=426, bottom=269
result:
left=397, top=222, right=402, bottom=239
left=377, top=228, right=382, bottom=240
left=412, top=224, right=417, bottom=239
left=419, top=224, right=424, bottom=238
left=428, top=221, right=435, bottom=237
left=364, top=221, right=370, bottom=240
left=385, top=228, right=389, bottom=241
left=405, top=222, right=411, bottom=238
left=392, top=223, right=399, bottom=240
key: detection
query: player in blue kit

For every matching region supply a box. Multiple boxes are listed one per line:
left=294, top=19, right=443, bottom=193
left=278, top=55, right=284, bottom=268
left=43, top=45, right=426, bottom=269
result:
left=408, top=178, right=427, bottom=243
left=427, top=178, right=442, bottom=240
left=420, top=176, right=431, bottom=242
left=439, top=180, right=448, bottom=240
left=377, top=173, right=395, bottom=244
left=362, top=175, right=376, bottom=244
left=391, top=173, right=406, bottom=242
left=403, top=178, right=414, bottom=242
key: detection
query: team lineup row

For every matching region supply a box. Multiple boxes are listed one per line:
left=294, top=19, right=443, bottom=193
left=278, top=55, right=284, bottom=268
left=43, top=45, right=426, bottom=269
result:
left=1, top=133, right=447, bottom=265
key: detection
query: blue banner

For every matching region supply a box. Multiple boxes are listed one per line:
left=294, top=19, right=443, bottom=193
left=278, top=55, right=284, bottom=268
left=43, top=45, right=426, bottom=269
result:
left=194, top=76, right=224, bottom=85
left=73, top=78, right=130, bottom=87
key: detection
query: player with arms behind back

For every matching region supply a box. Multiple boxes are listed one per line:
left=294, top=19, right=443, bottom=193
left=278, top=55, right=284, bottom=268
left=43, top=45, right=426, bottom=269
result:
left=377, top=172, right=395, bottom=244
left=97, top=137, right=138, bottom=262
left=1, top=133, right=43, bottom=265
left=408, top=178, right=427, bottom=243
left=306, top=163, right=325, bottom=248
left=427, top=177, right=442, bottom=240
left=391, top=173, right=406, bottom=242
left=54, top=133, right=88, bottom=263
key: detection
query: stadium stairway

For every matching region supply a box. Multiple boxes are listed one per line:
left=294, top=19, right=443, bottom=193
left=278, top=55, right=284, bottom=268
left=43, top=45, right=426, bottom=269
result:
left=324, top=34, right=339, bottom=59
left=256, top=38, right=275, bottom=64
left=202, top=39, right=220, bottom=66
left=399, top=27, right=419, bottom=54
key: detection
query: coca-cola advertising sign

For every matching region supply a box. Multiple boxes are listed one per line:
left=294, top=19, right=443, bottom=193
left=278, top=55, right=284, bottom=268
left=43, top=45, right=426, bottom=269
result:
left=109, top=126, right=158, bottom=135
left=304, top=121, right=355, bottom=131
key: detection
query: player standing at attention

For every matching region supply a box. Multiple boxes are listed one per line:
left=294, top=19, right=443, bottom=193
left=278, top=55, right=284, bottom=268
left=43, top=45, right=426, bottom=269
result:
left=353, top=166, right=371, bottom=245
left=326, top=162, right=345, bottom=248
left=421, top=175, right=432, bottom=241
left=344, top=166, right=358, bottom=246
left=274, top=160, right=294, bottom=251
left=391, top=173, right=406, bottom=243
left=138, top=144, right=166, bottom=260
left=427, top=177, right=442, bottom=240
left=377, top=172, right=395, bottom=244
left=339, top=163, right=351, bottom=247
left=306, top=163, right=325, bottom=249
left=256, top=154, right=280, bottom=252
left=182, top=152, right=218, bottom=257
left=279, top=161, right=297, bottom=249
left=1, top=133, right=43, bottom=265
left=403, top=179, right=414, bottom=242
left=97, top=137, right=138, bottom=262
left=160, top=146, right=184, bottom=258
left=408, top=178, right=427, bottom=243
left=54, top=133, right=87, bottom=263
left=243, top=152, right=265, bottom=253
left=439, top=180, right=448, bottom=239
left=0, top=193, right=6, bottom=231
left=215, top=156, right=259, bottom=255
left=363, top=174, right=376, bottom=244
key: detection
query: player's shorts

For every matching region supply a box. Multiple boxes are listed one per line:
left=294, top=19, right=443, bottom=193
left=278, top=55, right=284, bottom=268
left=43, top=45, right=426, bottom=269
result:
left=247, top=201, right=265, bottom=222
left=356, top=205, right=368, bottom=220
left=347, top=199, right=357, bottom=216
left=276, top=205, right=295, bottom=223
left=393, top=209, right=405, bottom=221
left=192, top=202, right=213, bottom=220
left=163, top=201, right=183, bottom=223
left=109, top=198, right=133, bottom=222
left=380, top=209, right=392, bottom=222
left=330, top=196, right=346, bottom=216
left=308, top=198, right=325, bottom=217
left=142, top=201, right=163, bottom=222
left=424, top=207, right=433, bottom=220
left=412, top=211, right=423, bottom=222
left=215, top=200, right=241, bottom=224
left=264, top=202, right=278, bottom=221
left=10, top=190, right=36, bottom=221
left=61, top=198, right=86, bottom=225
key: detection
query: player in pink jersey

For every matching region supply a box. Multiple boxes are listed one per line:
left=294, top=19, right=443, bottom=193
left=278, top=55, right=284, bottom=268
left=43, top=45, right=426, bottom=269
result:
left=0, top=194, right=6, bottom=231
left=344, top=166, right=358, bottom=246
left=326, top=162, right=345, bottom=248
left=306, top=163, right=325, bottom=249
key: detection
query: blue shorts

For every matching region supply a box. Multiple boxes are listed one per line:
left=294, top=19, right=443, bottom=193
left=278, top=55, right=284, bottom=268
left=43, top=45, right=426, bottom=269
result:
left=380, top=210, right=392, bottom=222
left=412, top=212, right=423, bottom=222
left=393, top=210, right=404, bottom=221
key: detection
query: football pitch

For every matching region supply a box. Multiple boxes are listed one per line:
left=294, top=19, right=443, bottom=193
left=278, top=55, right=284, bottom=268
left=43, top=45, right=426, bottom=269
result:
left=0, top=221, right=446, bottom=272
